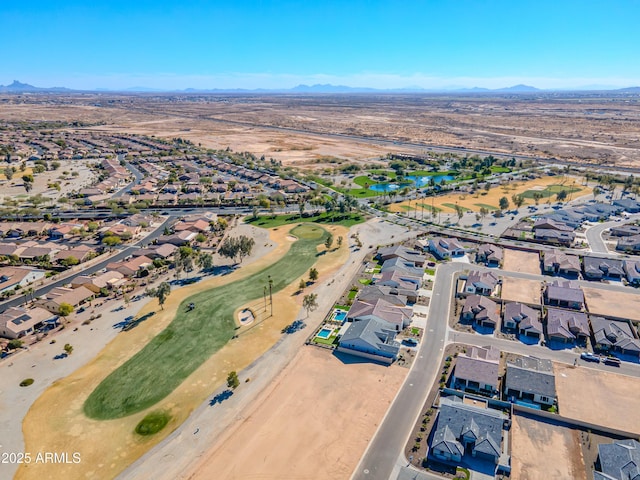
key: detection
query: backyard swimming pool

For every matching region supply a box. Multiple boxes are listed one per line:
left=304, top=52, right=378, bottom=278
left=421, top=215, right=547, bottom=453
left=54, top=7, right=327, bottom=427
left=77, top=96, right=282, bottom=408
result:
left=334, top=310, right=347, bottom=321
left=316, top=328, right=333, bottom=339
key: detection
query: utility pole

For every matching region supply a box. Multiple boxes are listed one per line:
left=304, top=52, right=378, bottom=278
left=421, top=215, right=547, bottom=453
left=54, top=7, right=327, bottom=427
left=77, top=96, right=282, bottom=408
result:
left=263, top=285, right=267, bottom=312
left=268, top=274, right=273, bottom=317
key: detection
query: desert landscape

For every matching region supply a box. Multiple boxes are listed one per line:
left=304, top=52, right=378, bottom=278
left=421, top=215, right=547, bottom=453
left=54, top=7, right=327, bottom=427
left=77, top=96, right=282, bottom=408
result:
left=3, top=92, right=640, bottom=169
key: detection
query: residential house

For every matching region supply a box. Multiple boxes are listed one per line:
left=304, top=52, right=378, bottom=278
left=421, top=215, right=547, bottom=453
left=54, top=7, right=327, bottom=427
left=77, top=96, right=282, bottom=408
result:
left=542, top=249, right=581, bottom=277
left=428, top=237, right=465, bottom=260
left=347, top=297, right=413, bottom=331
left=430, top=397, right=508, bottom=466
left=0, top=266, right=46, bottom=293
left=380, top=257, right=424, bottom=277
left=173, top=219, right=210, bottom=234
left=590, top=316, right=640, bottom=358
left=36, top=286, right=94, bottom=314
left=609, top=224, right=640, bottom=237
left=18, top=245, right=61, bottom=262
left=132, top=243, right=177, bottom=260
left=375, top=270, right=421, bottom=301
left=377, top=245, right=426, bottom=266
left=546, top=307, right=590, bottom=343
left=105, top=223, right=140, bottom=238
left=624, top=259, right=640, bottom=286
left=594, top=439, right=640, bottom=480
left=54, top=245, right=96, bottom=264
left=0, top=242, right=22, bottom=257
left=106, top=255, right=152, bottom=277
left=612, top=198, right=640, bottom=213
left=533, top=218, right=573, bottom=232
left=476, top=244, right=503, bottom=267
left=583, top=256, right=625, bottom=280
left=451, top=346, right=500, bottom=395
left=503, top=302, right=543, bottom=338
left=504, top=356, right=557, bottom=407
left=49, top=223, right=82, bottom=240
left=544, top=280, right=584, bottom=309
left=534, top=229, right=575, bottom=246
left=617, top=234, right=640, bottom=253
left=160, top=231, right=197, bottom=246
left=120, top=214, right=153, bottom=228
left=337, top=317, right=400, bottom=363
left=464, top=271, right=499, bottom=296
left=71, top=271, right=125, bottom=294
left=461, top=295, right=500, bottom=329
left=357, top=284, right=410, bottom=306
left=0, top=306, right=59, bottom=339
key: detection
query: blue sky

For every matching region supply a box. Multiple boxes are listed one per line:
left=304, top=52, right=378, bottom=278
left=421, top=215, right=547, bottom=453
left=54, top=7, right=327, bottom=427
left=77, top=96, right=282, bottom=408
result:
left=2, top=0, right=639, bottom=90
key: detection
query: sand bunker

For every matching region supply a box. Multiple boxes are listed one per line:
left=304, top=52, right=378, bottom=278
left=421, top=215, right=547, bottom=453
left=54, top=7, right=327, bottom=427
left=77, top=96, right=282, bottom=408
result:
left=238, top=308, right=255, bottom=325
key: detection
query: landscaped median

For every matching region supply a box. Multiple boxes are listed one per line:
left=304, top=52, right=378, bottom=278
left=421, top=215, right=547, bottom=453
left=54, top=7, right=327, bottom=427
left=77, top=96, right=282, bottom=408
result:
left=84, top=224, right=329, bottom=420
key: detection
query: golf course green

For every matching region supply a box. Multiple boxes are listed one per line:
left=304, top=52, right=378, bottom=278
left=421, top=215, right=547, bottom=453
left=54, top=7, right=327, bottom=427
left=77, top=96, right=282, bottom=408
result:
left=84, top=224, right=328, bottom=420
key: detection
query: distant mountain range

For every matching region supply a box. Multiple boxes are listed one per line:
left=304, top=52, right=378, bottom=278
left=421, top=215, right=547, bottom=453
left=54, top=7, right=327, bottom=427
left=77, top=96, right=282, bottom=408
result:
left=1, top=80, right=639, bottom=94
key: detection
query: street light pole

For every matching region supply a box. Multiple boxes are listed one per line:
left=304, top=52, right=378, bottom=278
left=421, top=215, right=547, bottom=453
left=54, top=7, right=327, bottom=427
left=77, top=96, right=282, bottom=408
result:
left=263, top=285, right=267, bottom=312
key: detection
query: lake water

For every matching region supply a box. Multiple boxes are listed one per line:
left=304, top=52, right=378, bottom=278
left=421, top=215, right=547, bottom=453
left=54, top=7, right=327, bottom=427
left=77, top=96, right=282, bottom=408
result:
left=368, top=174, right=455, bottom=191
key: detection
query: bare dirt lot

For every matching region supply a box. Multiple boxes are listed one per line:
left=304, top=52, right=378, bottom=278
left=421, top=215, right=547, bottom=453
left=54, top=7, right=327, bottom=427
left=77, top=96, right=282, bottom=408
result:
left=583, top=287, right=640, bottom=322
left=391, top=175, right=588, bottom=213
left=186, top=347, right=406, bottom=480
left=554, top=363, right=640, bottom=435
left=501, top=277, right=542, bottom=304
left=502, top=249, right=541, bottom=275
left=3, top=93, right=640, bottom=167
left=512, top=414, right=586, bottom=480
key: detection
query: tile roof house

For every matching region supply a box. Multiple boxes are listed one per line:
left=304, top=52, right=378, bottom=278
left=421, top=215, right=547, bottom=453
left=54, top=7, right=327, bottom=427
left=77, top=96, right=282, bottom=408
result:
left=347, top=297, right=413, bottom=331
left=159, top=231, right=197, bottom=246
left=546, top=307, right=590, bottom=343
left=430, top=397, right=508, bottom=466
left=461, top=295, right=500, bottom=329
left=0, top=306, right=58, bottom=339
left=505, top=356, right=556, bottom=407
left=132, top=243, right=177, bottom=260
left=173, top=219, right=210, bottom=233
left=71, top=271, right=125, bottom=293
left=36, top=286, right=94, bottom=314
left=594, top=439, right=640, bottom=480
left=583, top=256, right=625, bottom=280
left=337, top=317, right=400, bottom=363
left=428, top=237, right=465, bottom=260
left=464, top=271, right=499, bottom=296
left=590, top=316, right=640, bottom=358
left=0, top=266, right=46, bottom=293
left=503, top=302, right=543, bottom=338
left=612, top=198, right=640, bottom=213
left=106, top=255, right=153, bottom=277
left=377, top=245, right=426, bottom=266
left=544, top=280, right=584, bottom=309
left=542, top=249, right=581, bottom=277
left=54, top=245, right=96, bottom=264
left=451, top=346, right=500, bottom=395
left=476, top=244, right=503, bottom=267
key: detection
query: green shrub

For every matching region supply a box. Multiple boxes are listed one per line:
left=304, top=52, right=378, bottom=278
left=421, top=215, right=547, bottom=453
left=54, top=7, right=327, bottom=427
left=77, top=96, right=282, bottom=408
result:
left=135, top=410, right=171, bottom=436
left=20, top=378, right=34, bottom=387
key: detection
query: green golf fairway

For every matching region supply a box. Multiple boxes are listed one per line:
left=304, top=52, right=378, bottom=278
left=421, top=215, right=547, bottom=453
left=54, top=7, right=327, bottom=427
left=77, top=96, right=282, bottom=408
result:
left=84, top=224, right=327, bottom=420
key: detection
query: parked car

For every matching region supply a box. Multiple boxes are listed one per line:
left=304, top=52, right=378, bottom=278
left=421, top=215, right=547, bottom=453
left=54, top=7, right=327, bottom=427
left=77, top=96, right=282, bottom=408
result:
left=580, top=352, right=600, bottom=363
left=403, top=338, right=419, bottom=347
left=603, top=356, right=621, bottom=367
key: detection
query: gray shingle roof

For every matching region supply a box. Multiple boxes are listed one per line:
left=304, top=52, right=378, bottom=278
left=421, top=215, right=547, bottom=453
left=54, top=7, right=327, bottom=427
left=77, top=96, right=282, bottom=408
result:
left=505, top=356, right=556, bottom=398
left=596, top=439, right=640, bottom=480
left=339, top=317, right=400, bottom=356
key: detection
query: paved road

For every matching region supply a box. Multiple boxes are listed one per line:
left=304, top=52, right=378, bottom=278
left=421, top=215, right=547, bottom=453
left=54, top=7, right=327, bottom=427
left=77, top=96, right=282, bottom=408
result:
left=112, top=160, right=144, bottom=198
left=352, top=263, right=465, bottom=480
left=0, top=216, right=175, bottom=311
left=352, top=259, right=640, bottom=480
left=585, top=213, right=640, bottom=254
left=451, top=330, right=640, bottom=379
